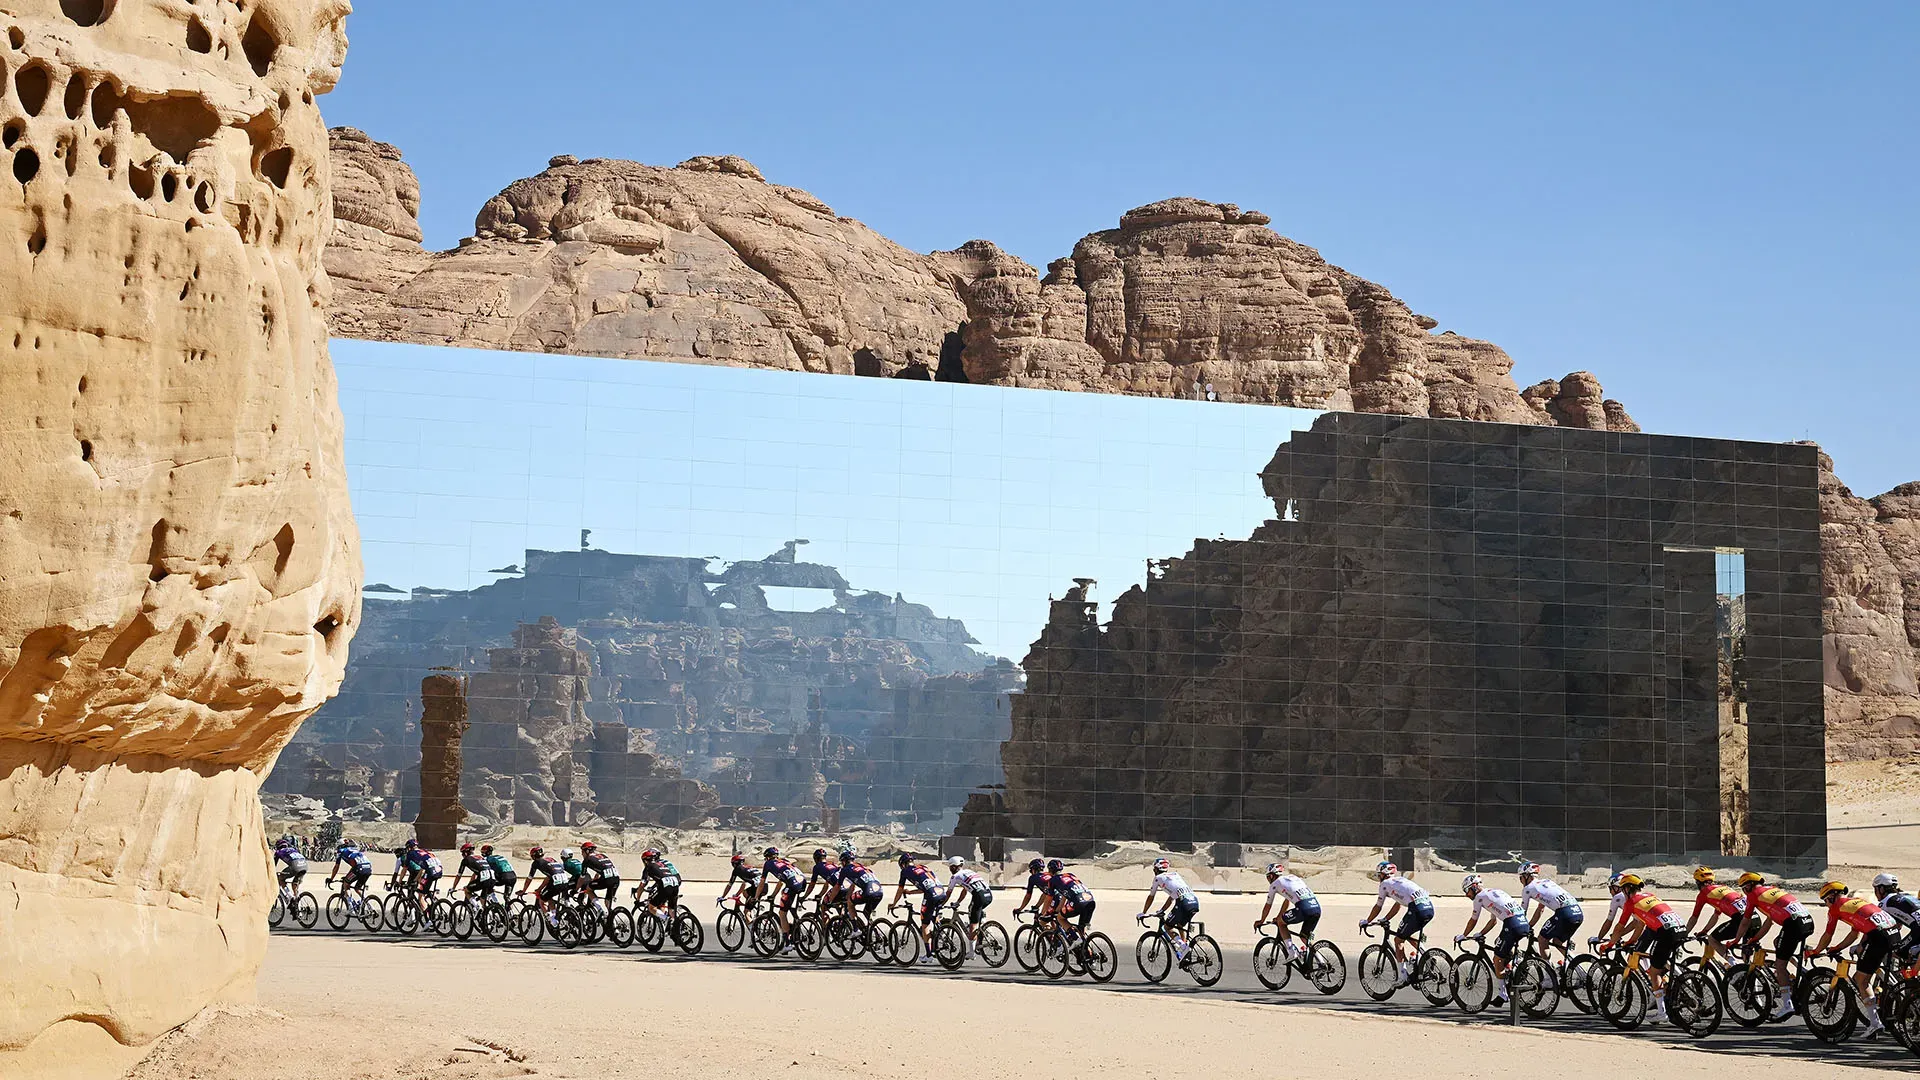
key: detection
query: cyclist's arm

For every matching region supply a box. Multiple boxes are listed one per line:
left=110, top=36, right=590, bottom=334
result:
left=1140, top=881, right=1161, bottom=915
left=1015, top=887, right=1034, bottom=911
left=1526, top=900, right=1543, bottom=928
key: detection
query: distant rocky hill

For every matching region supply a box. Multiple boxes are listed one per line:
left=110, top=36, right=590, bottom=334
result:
left=321, top=128, right=1918, bottom=761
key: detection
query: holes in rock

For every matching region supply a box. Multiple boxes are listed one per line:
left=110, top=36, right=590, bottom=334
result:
left=121, top=93, right=219, bottom=163
left=26, top=221, right=46, bottom=254
left=160, top=171, right=178, bottom=201
left=313, top=614, right=340, bottom=642
left=129, top=162, right=155, bottom=199
left=12, top=146, right=39, bottom=184
left=63, top=75, right=85, bottom=120
left=193, top=179, right=214, bottom=212
left=185, top=19, right=211, bottom=54
left=16, top=62, right=51, bottom=115
left=77, top=376, right=88, bottom=393
left=9, top=28, right=23, bottom=50
left=59, top=0, right=112, bottom=27
left=270, top=522, right=294, bottom=578
left=241, top=18, right=278, bottom=77
left=79, top=438, right=92, bottom=461
left=258, top=145, right=292, bottom=188
left=96, top=143, right=113, bottom=170
left=90, top=80, right=122, bottom=128
left=147, top=519, right=174, bottom=580
left=1, top=122, right=18, bottom=148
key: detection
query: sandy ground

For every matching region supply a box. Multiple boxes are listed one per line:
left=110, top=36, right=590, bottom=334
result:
left=125, top=884, right=1919, bottom=1080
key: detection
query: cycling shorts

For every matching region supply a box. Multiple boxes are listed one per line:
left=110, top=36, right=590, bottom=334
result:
left=653, top=884, right=681, bottom=910
left=276, top=865, right=306, bottom=883
left=1282, top=898, right=1322, bottom=939
left=1540, top=906, right=1583, bottom=944
left=1395, top=899, right=1434, bottom=940
left=342, top=865, right=372, bottom=888
left=1772, top=914, right=1814, bottom=956
left=1494, top=915, right=1531, bottom=961
left=855, top=891, right=883, bottom=914
left=1165, top=895, right=1199, bottom=931
left=493, top=872, right=516, bottom=890
left=1709, top=913, right=1742, bottom=943
left=966, top=890, right=992, bottom=925
left=919, top=888, right=949, bottom=920
left=780, top=883, right=805, bottom=907
left=1067, top=899, right=1095, bottom=932
left=1647, top=925, right=1686, bottom=972
left=1859, top=927, right=1895, bottom=972
left=590, top=874, right=619, bottom=891
left=419, top=869, right=443, bottom=889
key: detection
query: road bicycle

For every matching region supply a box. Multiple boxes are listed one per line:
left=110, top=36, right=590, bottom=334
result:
left=1681, top=934, right=1776, bottom=1027
left=268, top=875, right=319, bottom=929
left=1134, top=911, right=1222, bottom=987
left=1251, top=921, right=1345, bottom=994
left=1015, top=908, right=1117, bottom=983
left=631, top=887, right=704, bottom=956
left=1357, top=921, right=1451, bottom=1005
left=1593, top=935, right=1721, bottom=1037
left=511, top=887, right=585, bottom=948
left=1504, top=933, right=1562, bottom=1018
left=322, top=876, right=382, bottom=932
left=714, top=891, right=762, bottom=953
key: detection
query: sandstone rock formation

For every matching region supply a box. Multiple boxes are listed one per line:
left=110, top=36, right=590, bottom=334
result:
left=0, top=3, right=358, bottom=1075
left=323, top=136, right=1637, bottom=425
left=414, top=672, right=468, bottom=849
left=1819, top=454, right=1920, bottom=759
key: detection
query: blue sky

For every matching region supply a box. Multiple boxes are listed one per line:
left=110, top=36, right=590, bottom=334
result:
left=338, top=341, right=1320, bottom=661
left=322, top=3, right=1917, bottom=496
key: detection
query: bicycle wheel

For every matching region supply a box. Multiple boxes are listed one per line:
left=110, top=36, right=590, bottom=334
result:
left=450, top=900, right=475, bottom=941
left=1802, top=976, right=1858, bottom=1042
left=796, top=915, right=825, bottom=960
left=395, top=899, right=421, bottom=935
left=1308, top=941, right=1347, bottom=996
left=553, top=907, right=584, bottom=949
left=1667, top=969, right=1723, bottom=1038
left=716, top=909, right=746, bottom=953
left=977, top=921, right=1011, bottom=968
left=672, top=908, right=705, bottom=954
left=1082, top=932, right=1118, bottom=983
left=1512, top=955, right=1558, bottom=1018
left=429, top=899, right=454, bottom=936
left=823, top=916, right=853, bottom=960
left=1564, top=956, right=1605, bottom=1014
left=607, top=906, right=635, bottom=948
left=1253, top=938, right=1292, bottom=991
left=1725, top=966, right=1775, bottom=1027
left=1452, top=954, right=1496, bottom=1014
left=1013, top=925, right=1041, bottom=973
left=932, top=923, right=968, bottom=970
left=1599, top=969, right=1650, bottom=1030
left=1184, top=934, right=1223, bottom=987
left=866, top=918, right=895, bottom=965
left=1416, top=949, right=1454, bottom=1007
left=515, top=905, right=543, bottom=945
left=1136, top=932, right=1172, bottom=984
left=639, top=910, right=667, bottom=953
left=325, top=894, right=350, bottom=931
left=1894, top=985, right=1920, bottom=1051
left=891, top=922, right=922, bottom=966
left=749, top=913, right=783, bottom=958
left=1358, top=944, right=1400, bottom=1001
left=1037, top=935, right=1069, bottom=980
left=268, top=894, right=286, bottom=928
left=357, top=896, right=384, bottom=933
left=481, top=901, right=508, bottom=943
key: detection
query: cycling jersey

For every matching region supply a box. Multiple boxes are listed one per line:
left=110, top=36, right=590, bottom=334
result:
left=1267, top=874, right=1315, bottom=905
left=1024, top=871, right=1053, bottom=901
left=529, top=855, right=570, bottom=888
left=1471, top=887, right=1524, bottom=921
left=560, top=856, right=585, bottom=881
left=949, top=868, right=991, bottom=898
left=843, top=863, right=883, bottom=898
left=900, top=863, right=943, bottom=896
left=1047, top=872, right=1094, bottom=910
left=1743, top=885, right=1807, bottom=925
left=274, top=848, right=307, bottom=872
left=1522, top=878, right=1577, bottom=912
left=1880, top=891, right=1919, bottom=928
left=1826, top=896, right=1897, bottom=935
left=764, top=858, right=805, bottom=890
left=1623, top=892, right=1683, bottom=932
left=729, top=863, right=763, bottom=887
left=581, top=852, right=617, bottom=879
left=1691, top=883, right=1746, bottom=919
left=335, top=846, right=371, bottom=871
left=484, top=853, right=515, bottom=878
left=1376, top=876, right=1429, bottom=907
left=1147, top=870, right=1197, bottom=905
left=643, top=860, right=682, bottom=888
left=459, top=854, right=494, bottom=883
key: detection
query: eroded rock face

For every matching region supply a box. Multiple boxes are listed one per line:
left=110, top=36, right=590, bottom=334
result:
left=1820, top=454, right=1920, bottom=759
left=0, top=2, right=358, bottom=1074
left=322, top=125, right=428, bottom=326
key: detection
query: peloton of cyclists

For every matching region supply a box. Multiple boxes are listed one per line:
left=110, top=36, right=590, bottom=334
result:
left=1255, top=861, right=1321, bottom=961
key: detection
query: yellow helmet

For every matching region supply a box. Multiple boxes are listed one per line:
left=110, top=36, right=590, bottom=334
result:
left=1617, top=872, right=1645, bottom=890
left=1818, top=881, right=1848, bottom=902
left=1692, top=867, right=1716, bottom=885
left=1736, top=872, right=1764, bottom=888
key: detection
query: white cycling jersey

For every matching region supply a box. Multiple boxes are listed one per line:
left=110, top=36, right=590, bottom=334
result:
left=1267, top=874, right=1315, bottom=904
left=1607, top=891, right=1627, bottom=918
left=1149, top=871, right=1197, bottom=904
left=1377, top=876, right=1429, bottom=906
left=1523, top=878, right=1577, bottom=911
left=948, top=868, right=988, bottom=894
left=1471, top=887, right=1525, bottom=920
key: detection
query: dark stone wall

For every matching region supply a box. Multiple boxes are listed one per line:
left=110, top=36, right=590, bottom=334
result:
left=972, top=412, right=1826, bottom=869
left=414, top=673, right=469, bottom=849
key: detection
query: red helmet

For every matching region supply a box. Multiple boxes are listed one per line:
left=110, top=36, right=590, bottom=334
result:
left=530, top=846, right=545, bottom=857
left=642, top=849, right=659, bottom=861
left=459, top=843, right=474, bottom=854
left=581, top=841, right=596, bottom=852
left=730, top=853, right=746, bottom=865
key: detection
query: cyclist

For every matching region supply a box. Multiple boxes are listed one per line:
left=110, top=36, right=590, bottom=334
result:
left=272, top=836, right=308, bottom=895
left=717, top=853, right=763, bottom=911
left=892, top=854, right=948, bottom=963
left=1255, top=862, right=1320, bottom=961
left=579, top=841, right=620, bottom=911
left=482, top=844, right=516, bottom=897
left=1808, top=880, right=1897, bottom=1038
left=1601, top=873, right=1686, bottom=1023
left=1872, top=872, right=1919, bottom=961
left=1517, top=861, right=1582, bottom=963
left=945, top=856, right=994, bottom=933
left=450, top=842, right=495, bottom=901
left=402, top=841, right=442, bottom=908
left=759, top=847, right=808, bottom=946
left=1458, top=874, right=1529, bottom=1004
left=1012, top=857, right=1052, bottom=917
left=806, top=848, right=844, bottom=908
left=1360, top=861, right=1433, bottom=983
left=518, top=845, right=571, bottom=923
left=1682, top=867, right=1747, bottom=963
left=837, top=851, right=885, bottom=920
left=639, top=849, right=682, bottom=921
left=1738, top=871, right=1813, bottom=1020
left=1139, top=857, right=1201, bottom=966
left=326, top=839, right=374, bottom=904
left=1042, top=859, right=1097, bottom=944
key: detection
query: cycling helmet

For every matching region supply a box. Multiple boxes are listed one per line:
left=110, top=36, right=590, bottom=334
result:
left=337, top=840, right=357, bottom=852
left=814, top=848, right=831, bottom=861
left=1692, top=866, right=1716, bottom=885
left=1265, top=862, right=1285, bottom=877
left=1616, top=873, right=1645, bottom=890
left=581, top=841, right=596, bottom=853
left=275, top=836, right=293, bottom=849
left=763, top=847, right=780, bottom=859
left=1152, top=858, right=1171, bottom=873
left=1374, top=860, right=1398, bottom=880
left=480, top=844, right=493, bottom=855
left=1028, top=858, right=1046, bottom=873
left=947, top=856, right=966, bottom=869
left=406, top=838, right=420, bottom=849
left=1046, top=859, right=1064, bottom=873
left=730, top=853, right=747, bottom=866
left=1872, top=872, right=1899, bottom=891
left=1818, top=880, right=1848, bottom=902
left=459, top=843, right=474, bottom=854
left=1461, top=873, right=1483, bottom=896
left=530, top=846, right=545, bottom=857
left=1736, top=871, right=1764, bottom=888
left=897, top=853, right=914, bottom=866
left=838, top=851, right=854, bottom=864
left=392, top=845, right=406, bottom=857
left=1517, top=861, right=1540, bottom=880
left=560, top=847, right=575, bottom=859
left=641, top=849, right=659, bottom=862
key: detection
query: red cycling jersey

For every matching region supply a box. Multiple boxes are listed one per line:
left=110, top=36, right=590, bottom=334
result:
left=1625, top=893, right=1681, bottom=931
left=1691, top=884, right=1746, bottom=919
left=1744, top=885, right=1808, bottom=925
left=1825, top=897, right=1897, bottom=936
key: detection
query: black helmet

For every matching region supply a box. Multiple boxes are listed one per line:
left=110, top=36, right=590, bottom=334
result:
left=1028, top=858, right=1045, bottom=872
left=897, top=853, right=913, bottom=866
left=1046, top=859, right=1064, bottom=873
left=813, top=848, right=830, bottom=861
left=763, top=846, right=780, bottom=859
left=837, top=850, right=853, bottom=863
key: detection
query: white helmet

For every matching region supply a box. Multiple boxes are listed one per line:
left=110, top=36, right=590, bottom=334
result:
left=946, top=856, right=965, bottom=869
left=1873, top=872, right=1899, bottom=891
left=560, top=848, right=575, bottom=859
left=1152, top=857, right=1171, bottom=872
left=1517, top=861, right=1540, bottom=880
left=1265, top=862, right=1285, bottom=877
left=1461, top=873, right=1483, bottom=895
